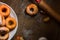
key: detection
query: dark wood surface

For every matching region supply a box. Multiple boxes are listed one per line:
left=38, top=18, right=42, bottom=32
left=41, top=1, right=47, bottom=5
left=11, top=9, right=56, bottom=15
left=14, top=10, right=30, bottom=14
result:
left=0, top=0, right=60, bottom=40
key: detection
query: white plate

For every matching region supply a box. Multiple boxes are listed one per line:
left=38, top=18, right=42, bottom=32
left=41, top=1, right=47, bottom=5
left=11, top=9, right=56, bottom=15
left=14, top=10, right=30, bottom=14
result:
left=0, top=2, right=18, bottom=40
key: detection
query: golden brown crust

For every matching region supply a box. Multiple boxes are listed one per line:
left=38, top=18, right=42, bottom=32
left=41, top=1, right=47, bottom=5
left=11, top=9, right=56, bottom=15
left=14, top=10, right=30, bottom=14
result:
left=2, top=17, right=6, bottom=26
left=0, top=4, right=10, bottom=17
left=6, top=17, right=16, bottom=30
left=26, top=4, right=38, bottom=15
left=0, top=33, right=9, bottom=40
left=0, top=27, right=9, bottom=40
left=0, top=27, right=9, bottom=32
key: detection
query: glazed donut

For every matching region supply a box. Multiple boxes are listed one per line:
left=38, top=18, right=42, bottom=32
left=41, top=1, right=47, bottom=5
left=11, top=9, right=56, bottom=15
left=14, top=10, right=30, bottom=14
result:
left=26, top=4, right=38, bottom=15
left=0, top=27, right=9, bottom=40
left=6, top=17, right=16, bottom=30
left=0, top=4, right=10, bottom=17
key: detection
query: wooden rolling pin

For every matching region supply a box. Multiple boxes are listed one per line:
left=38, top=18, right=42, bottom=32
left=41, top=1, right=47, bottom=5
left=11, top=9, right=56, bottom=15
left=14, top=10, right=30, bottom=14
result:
left=36, top=0, right=60, bottom=22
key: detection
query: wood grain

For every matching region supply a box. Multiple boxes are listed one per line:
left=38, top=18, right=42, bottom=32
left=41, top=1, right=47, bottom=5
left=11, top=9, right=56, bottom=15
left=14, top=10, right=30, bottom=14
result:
left=0, top=0, right=60, bottom=40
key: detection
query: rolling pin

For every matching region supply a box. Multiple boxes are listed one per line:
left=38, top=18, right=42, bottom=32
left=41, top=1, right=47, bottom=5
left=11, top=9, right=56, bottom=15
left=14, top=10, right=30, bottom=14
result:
left=36, top=0, right=60, bottom=22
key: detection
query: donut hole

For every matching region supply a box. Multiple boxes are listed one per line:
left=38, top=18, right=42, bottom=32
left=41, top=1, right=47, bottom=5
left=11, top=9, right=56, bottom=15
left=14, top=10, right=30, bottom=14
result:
left=9, top=20, right=14, bottom=25
left=2, top=8, right=7, bottom=13
left=0, top=30, right=7, bottom=36
left=30, top=8, right=34, bottom=12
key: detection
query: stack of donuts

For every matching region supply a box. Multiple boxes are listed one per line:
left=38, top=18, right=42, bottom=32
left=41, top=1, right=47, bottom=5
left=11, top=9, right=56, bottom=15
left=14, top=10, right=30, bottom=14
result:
left=0, top=4, right=16, bottom=40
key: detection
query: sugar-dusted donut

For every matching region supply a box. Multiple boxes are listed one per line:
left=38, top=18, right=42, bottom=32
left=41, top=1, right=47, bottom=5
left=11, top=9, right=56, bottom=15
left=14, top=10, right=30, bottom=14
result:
left=0, top=27, right=9, bottom=40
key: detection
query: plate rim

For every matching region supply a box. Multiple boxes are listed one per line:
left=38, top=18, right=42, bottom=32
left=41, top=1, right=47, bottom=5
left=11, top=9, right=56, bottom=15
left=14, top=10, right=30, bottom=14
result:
left=0, top=2, right=18, bottom=40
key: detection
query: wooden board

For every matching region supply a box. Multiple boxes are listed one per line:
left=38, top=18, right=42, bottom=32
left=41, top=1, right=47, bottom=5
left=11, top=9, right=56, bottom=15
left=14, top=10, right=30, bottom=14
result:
left=0, top=0, right=60, bottom=40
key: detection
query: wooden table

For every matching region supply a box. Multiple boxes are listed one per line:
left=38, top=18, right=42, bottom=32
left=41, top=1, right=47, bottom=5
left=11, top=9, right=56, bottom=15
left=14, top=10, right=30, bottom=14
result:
left=0, top=0, right=60, bottom=40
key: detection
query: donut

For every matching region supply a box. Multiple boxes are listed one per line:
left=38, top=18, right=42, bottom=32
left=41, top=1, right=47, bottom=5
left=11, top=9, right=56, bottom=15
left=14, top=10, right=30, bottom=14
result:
left=26, top=4, right=38, bottom=15
left=0, top=14, right=3, bottom=25
left=6, top=17, right=16, bottom=30
left=15, top=36, right=24, bottom=40
left=2, top=17, right=6, bottom=26
left=0, top=4, right=10, bottom=17
left=0, top=27, right=9, bottom=40
left=0, top=14, right=6, bottom=26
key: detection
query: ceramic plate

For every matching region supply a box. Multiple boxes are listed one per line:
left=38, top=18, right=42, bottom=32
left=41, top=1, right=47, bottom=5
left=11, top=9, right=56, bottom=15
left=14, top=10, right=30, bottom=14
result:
left=0, top=2, right=18, bottom=40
